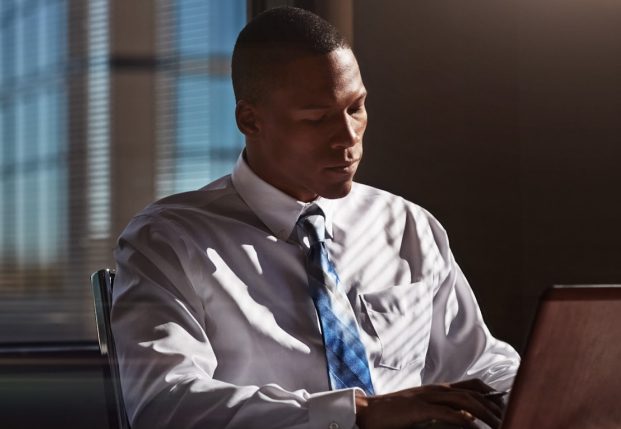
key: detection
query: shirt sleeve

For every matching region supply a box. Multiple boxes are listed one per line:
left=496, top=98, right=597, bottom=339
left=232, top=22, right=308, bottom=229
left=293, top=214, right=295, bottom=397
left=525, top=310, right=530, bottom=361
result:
left=112, top=214, right=357, bottom=429
left=416, top=209, right=521, bottom=393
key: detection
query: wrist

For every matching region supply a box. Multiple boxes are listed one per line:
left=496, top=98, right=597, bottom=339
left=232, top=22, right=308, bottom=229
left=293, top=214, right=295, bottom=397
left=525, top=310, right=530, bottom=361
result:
left=355, top=393, right=369, bottom=413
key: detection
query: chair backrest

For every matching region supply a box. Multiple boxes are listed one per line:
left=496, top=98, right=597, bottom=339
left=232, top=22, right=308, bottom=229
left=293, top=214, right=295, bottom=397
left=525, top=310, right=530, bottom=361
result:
left=91, top=269, right=131, bottom=429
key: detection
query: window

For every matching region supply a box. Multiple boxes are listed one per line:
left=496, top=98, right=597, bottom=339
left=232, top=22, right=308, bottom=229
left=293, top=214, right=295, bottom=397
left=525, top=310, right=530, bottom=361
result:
left=0, top=0, right=90, bottom=343
left=156, top=0, right=246, bottom=197
left=0, top=0, right=246, bottom=343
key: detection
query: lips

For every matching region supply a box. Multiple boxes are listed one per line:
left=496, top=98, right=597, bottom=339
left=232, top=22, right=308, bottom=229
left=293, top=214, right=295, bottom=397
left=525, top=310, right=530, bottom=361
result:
left=327, top=158, right=360, bottom=168
left=325, top=159, right=360, bottom=175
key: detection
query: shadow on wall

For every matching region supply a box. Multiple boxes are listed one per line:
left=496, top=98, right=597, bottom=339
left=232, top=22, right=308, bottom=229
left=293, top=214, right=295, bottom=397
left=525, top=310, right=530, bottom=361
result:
left=353, top=0, right=621, bottom=352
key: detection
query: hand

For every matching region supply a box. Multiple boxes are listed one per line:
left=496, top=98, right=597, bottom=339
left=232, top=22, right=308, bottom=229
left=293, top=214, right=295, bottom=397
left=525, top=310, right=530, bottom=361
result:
left=355, top=378, right=504, bottom=429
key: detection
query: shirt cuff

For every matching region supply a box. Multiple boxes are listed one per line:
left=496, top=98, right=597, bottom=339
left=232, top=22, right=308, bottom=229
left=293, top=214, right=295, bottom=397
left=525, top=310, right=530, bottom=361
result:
left=307, top=388, right=360, bottom=429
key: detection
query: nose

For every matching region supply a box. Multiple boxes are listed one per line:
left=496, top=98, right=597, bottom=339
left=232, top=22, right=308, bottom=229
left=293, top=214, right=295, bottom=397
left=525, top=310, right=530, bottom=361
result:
left=331, top=113, right=362, bottom=149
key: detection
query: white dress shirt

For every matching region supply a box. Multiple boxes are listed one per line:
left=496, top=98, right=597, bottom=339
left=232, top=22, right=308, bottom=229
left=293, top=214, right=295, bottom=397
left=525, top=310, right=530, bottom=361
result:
left=112, top=154, right=520, bottom=429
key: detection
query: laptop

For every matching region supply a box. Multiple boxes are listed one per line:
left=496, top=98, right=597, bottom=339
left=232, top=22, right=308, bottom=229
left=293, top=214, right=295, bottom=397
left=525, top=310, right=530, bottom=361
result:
left=501, top=285, right=621, bottom=428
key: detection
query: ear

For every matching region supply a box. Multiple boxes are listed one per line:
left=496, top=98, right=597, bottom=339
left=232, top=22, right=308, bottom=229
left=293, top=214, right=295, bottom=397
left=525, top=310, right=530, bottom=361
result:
left=235, top=100, right=261, bottom=137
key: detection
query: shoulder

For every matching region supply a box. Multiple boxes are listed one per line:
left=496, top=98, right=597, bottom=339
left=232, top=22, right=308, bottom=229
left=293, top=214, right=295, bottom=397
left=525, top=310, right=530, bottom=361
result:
left=118, top=174, right=240, bottom=240
left=151, top=174, right=236, bottom=214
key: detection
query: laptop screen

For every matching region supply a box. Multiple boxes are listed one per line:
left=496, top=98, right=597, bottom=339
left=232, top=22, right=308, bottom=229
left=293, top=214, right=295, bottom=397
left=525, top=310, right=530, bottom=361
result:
left=501, top=285, right=621, bottom=429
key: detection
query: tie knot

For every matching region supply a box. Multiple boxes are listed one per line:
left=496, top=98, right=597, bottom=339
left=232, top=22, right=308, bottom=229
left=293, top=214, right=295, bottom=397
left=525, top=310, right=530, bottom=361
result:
left=296, top=205, right=326, bottom=246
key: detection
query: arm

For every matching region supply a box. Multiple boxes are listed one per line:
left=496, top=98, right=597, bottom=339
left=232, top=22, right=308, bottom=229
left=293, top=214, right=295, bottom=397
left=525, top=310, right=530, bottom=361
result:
left=355, top=206, right=519, bottom=429
left=420, top=211, right=520, bottom=393
left=112, top=215, right=357, bottom=429
left=355, top=379, right=504, bottom=429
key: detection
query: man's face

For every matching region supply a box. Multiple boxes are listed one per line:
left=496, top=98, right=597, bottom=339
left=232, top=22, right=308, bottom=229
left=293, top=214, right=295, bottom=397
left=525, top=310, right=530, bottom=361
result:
left=245, top=48, right=367, bottom=202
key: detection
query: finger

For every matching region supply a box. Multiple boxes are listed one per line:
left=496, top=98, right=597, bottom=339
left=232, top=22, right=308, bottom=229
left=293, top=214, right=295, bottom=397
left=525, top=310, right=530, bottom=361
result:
left=428, top=391, right=502, bottom=429
left=450, top=379, right=505, bottom=417
left=484, top=390, right=509, bottom=410
left=474, top=393, right=504, bottom=419
left=485, top=394, right=507, bottom=413
left=439, top=390, right=503, bottom=420
left=415, top=403, right=479, bottom=429
left=450, top=378, right=494, bottom=394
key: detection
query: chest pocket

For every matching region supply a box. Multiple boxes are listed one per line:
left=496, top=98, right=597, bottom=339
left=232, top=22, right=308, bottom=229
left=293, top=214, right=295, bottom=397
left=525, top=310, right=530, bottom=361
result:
left=360, top=281, right=433, bottom=370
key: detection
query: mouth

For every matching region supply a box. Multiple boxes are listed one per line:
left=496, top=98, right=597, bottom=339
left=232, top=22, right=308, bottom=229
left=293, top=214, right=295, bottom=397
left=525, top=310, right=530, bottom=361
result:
left=324, top=159, right=360, bottom=175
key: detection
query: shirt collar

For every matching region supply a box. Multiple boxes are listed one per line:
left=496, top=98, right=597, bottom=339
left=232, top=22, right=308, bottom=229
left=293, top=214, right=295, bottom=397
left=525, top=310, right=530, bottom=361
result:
left=231, top=152, right=335, bottom=241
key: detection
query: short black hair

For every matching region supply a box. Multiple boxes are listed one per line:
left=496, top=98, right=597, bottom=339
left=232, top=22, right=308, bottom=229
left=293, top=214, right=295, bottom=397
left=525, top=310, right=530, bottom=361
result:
left=231, top=6, right=350, bottom=102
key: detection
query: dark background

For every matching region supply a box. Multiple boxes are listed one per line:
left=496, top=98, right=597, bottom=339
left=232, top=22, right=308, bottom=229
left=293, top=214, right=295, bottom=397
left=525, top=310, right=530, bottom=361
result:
left=352, top=0, right=621, bottom=351
left=2, top=2, right=617, bottom=425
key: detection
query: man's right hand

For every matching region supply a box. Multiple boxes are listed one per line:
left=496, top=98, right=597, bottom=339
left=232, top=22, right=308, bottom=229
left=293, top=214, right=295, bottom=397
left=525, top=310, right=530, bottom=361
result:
left=355, top=379, right=503, bottom=429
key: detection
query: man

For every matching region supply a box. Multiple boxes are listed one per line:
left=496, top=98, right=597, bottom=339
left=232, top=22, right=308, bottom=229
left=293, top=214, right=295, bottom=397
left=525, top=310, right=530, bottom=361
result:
left=112, top=7, right=519, bottom=429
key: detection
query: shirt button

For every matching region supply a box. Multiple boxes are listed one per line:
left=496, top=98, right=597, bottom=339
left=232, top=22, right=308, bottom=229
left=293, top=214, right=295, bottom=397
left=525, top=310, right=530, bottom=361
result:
left=328, top=423, right=340, bottom=429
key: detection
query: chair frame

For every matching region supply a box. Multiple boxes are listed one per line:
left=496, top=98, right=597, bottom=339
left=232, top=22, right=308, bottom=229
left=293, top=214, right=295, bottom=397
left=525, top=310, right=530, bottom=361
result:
left=91, top=268, right=131, bottom=429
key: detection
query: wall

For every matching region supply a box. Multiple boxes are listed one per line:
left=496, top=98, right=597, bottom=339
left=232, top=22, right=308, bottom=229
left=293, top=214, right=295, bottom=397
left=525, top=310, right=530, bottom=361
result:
left=353, top=0, right=621, bottom=351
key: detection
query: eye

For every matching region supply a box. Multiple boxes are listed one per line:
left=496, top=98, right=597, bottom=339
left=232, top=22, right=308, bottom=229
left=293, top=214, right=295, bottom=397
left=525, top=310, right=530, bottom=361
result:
left=348, top=104, right=365, bottom=116
left=303, top=113, right=327, bottom=123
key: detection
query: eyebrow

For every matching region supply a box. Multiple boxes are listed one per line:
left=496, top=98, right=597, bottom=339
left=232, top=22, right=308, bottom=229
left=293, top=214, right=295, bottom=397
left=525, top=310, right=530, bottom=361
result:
left=297, top=91, right=368, bottom=111
left=297, top=105, right=332, bottom=111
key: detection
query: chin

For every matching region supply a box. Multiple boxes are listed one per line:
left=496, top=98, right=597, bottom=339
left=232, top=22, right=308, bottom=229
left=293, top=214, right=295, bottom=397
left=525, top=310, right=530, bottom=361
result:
left=319, top=181, right=354, bottom=200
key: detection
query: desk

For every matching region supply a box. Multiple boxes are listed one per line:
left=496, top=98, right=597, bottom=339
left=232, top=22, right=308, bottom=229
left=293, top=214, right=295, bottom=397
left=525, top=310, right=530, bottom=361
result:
left=0, top=342, right=114, bottom=429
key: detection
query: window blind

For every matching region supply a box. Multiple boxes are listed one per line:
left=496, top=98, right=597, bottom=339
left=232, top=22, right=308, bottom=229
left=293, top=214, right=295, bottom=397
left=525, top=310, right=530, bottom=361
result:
left=0, top=0, right=110, bottom=343
left=0, top=0, right=246, bottom=343
left=156, top=0, right=246, bottom=198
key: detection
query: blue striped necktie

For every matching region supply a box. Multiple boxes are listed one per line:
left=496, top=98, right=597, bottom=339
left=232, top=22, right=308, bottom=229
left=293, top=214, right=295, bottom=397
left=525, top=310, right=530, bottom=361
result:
left=296, top=205, right=375, bottom=395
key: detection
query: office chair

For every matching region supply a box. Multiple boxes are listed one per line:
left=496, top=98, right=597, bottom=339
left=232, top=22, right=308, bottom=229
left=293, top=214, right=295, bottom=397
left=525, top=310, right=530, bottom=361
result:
left=91, top=269, right=131, bottom=429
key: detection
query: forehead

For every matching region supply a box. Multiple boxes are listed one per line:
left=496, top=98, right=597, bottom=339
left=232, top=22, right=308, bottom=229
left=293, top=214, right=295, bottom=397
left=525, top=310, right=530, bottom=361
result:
left=271, top=48, right=365, bottom=107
